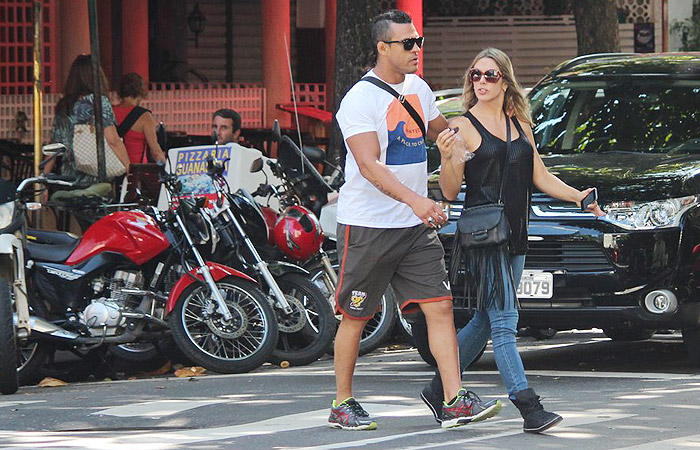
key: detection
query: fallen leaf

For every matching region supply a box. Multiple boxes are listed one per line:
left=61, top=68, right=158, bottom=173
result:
left=174, top=366, right=206, bottom=377
left=143, top=361, right=172, bottom=376
left=38, top=377, right=67, bottom=387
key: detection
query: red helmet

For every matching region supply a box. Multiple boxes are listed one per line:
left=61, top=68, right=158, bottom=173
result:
left=273, top=205, right=324, bottom=261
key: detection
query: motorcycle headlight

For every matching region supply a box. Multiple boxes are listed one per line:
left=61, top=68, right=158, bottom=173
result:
left=0, top=202, right=14, bottom=230
left=605, top=195, right=699, bottom=230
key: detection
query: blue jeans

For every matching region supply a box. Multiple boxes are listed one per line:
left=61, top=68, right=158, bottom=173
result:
left=455, top=254, right=527, bottom=398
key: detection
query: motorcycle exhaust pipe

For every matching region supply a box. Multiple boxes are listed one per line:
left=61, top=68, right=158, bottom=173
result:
left=13, top=313, right=80, bottom=340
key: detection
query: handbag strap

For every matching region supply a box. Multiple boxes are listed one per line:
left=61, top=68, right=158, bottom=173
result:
left=360, top=76, right=426, bottom=138
left=497, top=116, right=512, bottom=203
left=117, top=106, right=149, bottom=138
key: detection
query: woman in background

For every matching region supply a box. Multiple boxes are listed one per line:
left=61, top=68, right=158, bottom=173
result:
left=46, top=54, right=130, bottom=186
left=112, top=73, right=166, bottom=164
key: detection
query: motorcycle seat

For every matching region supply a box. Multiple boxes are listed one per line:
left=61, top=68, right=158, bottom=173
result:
left=26, top=239, right=81, bottom=263
left=27, top=228, right=80, bottom=246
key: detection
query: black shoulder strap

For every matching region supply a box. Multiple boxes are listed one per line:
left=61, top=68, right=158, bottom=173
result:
left=117, top=106, right=149, bottom=138
left=360, top=76, right=426, bottom=138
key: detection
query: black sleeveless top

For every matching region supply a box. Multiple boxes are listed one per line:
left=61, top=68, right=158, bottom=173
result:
left=462, top=111, right=534, bottom=255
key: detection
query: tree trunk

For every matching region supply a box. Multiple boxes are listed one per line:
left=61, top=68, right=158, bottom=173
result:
left=572, top=0, right=620, bottom=56
left=326, top=0, right=385, bottom=169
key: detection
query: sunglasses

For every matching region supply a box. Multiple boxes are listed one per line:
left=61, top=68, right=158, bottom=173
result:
left=382, top=36, right=424, bottom=51
left=469, top=68, right=503, bottom=83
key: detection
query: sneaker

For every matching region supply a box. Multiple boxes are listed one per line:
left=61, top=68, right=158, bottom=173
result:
left=421, top=385, right=444, bottom=424
left=441, top=389, right=502, bottom=429
left=328, top=398, right=378, bottom=430
left=422, top=385, right=502, bottom=424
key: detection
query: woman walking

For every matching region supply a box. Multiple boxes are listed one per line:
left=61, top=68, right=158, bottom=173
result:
left=421, top=47, right=603, bottom=434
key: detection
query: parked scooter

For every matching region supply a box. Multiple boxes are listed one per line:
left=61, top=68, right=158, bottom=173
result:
left=190, top=157, right=335, bottom=366
left=0, top=145, right=278, bottom=395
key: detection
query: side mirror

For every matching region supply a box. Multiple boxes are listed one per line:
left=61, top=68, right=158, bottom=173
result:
left=250, top=157, right=264, bottom=173
left=271, top=119, right=282, bottom=143
left=42, top=143, right=66, bottom=156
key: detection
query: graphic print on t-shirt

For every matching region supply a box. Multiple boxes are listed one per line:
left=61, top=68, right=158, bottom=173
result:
left=385, top=94, right=426, bottom=166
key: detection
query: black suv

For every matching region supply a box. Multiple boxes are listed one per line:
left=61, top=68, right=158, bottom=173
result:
left=427, top=53, right=700, bottom=365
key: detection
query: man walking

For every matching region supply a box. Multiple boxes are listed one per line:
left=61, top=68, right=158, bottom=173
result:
left=329, top=9, right=501, bottom=430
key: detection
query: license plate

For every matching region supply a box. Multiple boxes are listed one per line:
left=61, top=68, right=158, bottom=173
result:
left=517, top=270, right=553, bottom=299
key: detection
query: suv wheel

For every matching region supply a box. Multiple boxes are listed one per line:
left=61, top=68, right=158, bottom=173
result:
left=681, top=328, right=700, bottom=367
left=603, top=327, right=656, bottom=341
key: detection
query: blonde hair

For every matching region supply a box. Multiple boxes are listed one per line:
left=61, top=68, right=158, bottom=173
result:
left=461, top=48, right=533, bottom=127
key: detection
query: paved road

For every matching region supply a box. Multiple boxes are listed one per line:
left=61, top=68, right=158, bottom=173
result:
left=1, top=330, right=699, bottom=449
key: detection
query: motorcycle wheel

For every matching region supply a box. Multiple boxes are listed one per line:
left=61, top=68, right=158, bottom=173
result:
left=169, top=276, right=278, bottom=374
left=107, top=338, right=178, bottom=373
left=17, top=299, right=52, bottom=386
left=0, top=279, right=19, bottom=394
left=38, top=345, right=108, bottom=382
left=269, top=273, right=335, bottom=366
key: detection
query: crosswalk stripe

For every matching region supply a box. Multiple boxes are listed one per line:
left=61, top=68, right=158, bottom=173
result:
left=612, top=433, right=700, bottom=449
left=0, top=403, right=423, bottom=447
left=0, top=400, right=45, bottom=409
left=300, top=413, right=636, bottom=450
left=93, top=399, right=229, bottom=418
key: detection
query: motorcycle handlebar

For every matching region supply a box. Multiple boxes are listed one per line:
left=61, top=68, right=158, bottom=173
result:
left=16, top=176, right=75, bottom=195
left=251, top=183, right=274, bottom=198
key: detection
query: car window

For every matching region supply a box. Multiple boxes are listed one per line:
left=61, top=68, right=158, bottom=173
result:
left=530, top=79, right=700, bottom=154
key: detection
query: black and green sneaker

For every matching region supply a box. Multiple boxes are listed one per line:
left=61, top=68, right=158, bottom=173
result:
left=328, top=397, right=378, bottom=430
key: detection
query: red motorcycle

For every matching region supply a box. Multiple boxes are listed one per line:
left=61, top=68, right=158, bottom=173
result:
left=0, top=145, right=277, bottom=394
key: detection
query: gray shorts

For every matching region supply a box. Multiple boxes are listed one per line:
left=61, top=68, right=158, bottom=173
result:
left=335, top=224, right=453, bottom=320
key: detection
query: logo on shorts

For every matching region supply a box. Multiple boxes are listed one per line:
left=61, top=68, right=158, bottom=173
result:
left=350, top=290, right=368, bottom=311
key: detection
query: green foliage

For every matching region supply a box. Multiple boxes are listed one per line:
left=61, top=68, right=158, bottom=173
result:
left=671, top=9, right=700, bottom=51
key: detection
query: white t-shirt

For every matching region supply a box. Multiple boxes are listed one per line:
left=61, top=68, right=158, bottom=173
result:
left=335, top=70, right=439, bottom=228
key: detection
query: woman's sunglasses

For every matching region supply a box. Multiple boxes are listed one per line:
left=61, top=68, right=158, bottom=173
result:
left=469, top=68, right=503, bottom=83
left=382, top=36, right=424, bottom=51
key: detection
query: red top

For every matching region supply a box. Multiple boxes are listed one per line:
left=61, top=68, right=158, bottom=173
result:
left=113, top=104, right=147, bottom=164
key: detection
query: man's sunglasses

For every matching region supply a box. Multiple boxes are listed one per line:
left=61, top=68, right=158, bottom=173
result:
left=382, top=36, right=424, bottom=51
left=469, top=68, right=503, bottom=83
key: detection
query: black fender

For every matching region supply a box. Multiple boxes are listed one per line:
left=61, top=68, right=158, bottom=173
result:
left=266, top=260, right=309, bottom=277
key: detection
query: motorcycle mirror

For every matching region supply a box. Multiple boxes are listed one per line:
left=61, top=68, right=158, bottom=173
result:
left=42, top=143, right=66, bottom=156
left=302, top=146, right=326, bottom=165
left=250, top=158, right=264, bottom=173
left=271, top=119, right=282, bottom=143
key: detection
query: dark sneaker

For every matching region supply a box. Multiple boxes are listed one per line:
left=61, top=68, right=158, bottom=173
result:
left=422, top=386, right=501, bottom=424
left=441, top=389, right=502, bottom=429
left=421, top=385, right=443, bottom=423
left=328, top=398, right=378, bottom=430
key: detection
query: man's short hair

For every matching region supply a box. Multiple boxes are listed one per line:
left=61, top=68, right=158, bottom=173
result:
left=212, top=108, right=242, bottom=132
left=371, top=10, right=413, bottom=47
left=370, top=10, right=413, bottom=65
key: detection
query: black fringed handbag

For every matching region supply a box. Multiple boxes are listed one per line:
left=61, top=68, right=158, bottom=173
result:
left=456, top=116, right=512, bottom=250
